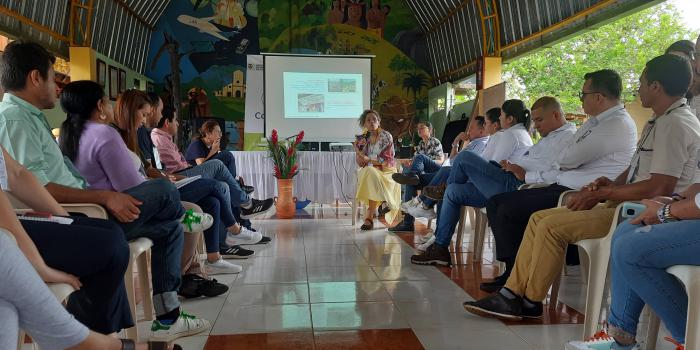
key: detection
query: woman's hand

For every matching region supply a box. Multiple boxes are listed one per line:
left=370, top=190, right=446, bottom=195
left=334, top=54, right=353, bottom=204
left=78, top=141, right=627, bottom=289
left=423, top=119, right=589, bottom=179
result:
left=38, top=264, right=82, bottom=290
left=356, top=154, right=369, bottom=167
left=630, top=199, right=664, bottom=226
left=210, top=139, right=221, bottom=154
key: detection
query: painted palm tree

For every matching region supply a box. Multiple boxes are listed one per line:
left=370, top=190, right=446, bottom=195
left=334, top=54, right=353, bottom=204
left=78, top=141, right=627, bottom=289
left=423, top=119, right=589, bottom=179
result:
left=402, top=71, right=429, bottom=101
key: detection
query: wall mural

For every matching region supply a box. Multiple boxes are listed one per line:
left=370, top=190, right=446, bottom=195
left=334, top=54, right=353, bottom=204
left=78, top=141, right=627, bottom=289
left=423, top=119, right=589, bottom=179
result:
left=145, top=0, right=260, bottom=149
left=146, top=0, right=431, bottom=147
left=259, top=0, right=432, bottom=143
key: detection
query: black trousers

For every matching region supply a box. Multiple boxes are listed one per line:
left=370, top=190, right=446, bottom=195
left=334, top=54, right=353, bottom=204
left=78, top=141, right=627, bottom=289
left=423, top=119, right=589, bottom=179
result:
left=486, top=184, right=572, bottom=262
left=22, top=216, right=134, bottom=334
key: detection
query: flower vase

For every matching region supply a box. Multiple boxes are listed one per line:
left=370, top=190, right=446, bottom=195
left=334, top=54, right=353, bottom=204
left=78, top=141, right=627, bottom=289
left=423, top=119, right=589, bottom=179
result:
left=276, top=178, right=296, bottom=219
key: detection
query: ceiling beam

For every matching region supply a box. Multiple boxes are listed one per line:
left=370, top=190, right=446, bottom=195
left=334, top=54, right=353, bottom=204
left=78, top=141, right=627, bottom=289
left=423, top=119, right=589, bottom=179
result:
left=426, top=0, right=473, bottom=35
left=0, top=5, right=70, bottom=42
left=112, top=0, right=155, bottom=31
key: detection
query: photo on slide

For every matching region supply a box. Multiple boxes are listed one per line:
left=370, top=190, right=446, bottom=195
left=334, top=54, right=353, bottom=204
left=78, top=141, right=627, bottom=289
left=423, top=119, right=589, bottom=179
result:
left=327, top=78, right=357, bottom=93
left=298, top=93, right=325, bottom=113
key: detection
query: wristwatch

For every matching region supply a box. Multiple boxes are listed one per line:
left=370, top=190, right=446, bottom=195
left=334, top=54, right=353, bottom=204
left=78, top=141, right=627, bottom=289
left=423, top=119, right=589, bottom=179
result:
left=657, top=203, right=679, bottom=223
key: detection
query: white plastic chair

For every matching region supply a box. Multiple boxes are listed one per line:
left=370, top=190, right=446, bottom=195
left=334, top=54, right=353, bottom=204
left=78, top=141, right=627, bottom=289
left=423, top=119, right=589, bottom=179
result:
left=645, top=265, right=700, bottom=350
left=8, top=194, right=153, bottom=341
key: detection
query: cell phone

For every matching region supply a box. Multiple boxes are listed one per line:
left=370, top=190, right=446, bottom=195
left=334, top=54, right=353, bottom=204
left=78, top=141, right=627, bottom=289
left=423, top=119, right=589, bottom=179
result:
left=621, top=202, right=647, bottom=219
left=23, top=211, right=52, bottom=218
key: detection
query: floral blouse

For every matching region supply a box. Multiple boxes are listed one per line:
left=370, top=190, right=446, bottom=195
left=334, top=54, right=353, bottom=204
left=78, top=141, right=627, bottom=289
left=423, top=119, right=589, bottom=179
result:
left=356, top=129, right=395, bottom=168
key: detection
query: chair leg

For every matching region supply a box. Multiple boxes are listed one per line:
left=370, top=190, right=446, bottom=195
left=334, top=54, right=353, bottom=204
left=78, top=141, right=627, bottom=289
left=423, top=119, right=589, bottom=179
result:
left=351, top=199, right=357, bottom=226
left=124, top=257, right=139, bottom=341
left=137, top=250, right=154, bottom=321
left=581, top=246, right=611, bottom=338
left=469, top=209, right=482, bottom=258
left=644, top=308, right=660, bottom=350
left=474, top=213, right=488, bottom=262
left=549, top=266, right=564, bottom=308
left=455, top=206, right=466, bottom=251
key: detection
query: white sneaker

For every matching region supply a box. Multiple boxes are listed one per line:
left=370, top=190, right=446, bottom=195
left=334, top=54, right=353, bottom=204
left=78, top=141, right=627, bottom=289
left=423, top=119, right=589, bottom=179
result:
left=416, top=232, right=434, bottom=244
left=565, top=335, right=640, bottom=350
left=181, top=212, right=214, bottom=233
left=150, top=311, right=210, bottom=341
left=407, top=204, right=436, bottom=219
left=226, top=226, right=263, bottom=246
left=205, top=258, right=243, bottom=274
left=401, top=197, right=421, bottom=211
left=417, top=235, right=436, bottom=252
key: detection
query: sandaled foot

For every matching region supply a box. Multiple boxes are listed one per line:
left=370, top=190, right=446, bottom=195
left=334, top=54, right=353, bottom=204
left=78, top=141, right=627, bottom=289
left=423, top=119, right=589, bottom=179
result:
left=360, top=219, right=374, bottom=230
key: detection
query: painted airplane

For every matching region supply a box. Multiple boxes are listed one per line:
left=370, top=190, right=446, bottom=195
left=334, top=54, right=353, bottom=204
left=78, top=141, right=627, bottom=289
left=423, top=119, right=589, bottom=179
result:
left=177, top=15, right=229, bottom=41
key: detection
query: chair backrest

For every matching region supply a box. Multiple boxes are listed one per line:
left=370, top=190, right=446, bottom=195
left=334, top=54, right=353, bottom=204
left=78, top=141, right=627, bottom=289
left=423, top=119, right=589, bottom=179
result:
left=440, top=119, right=469, bottom=154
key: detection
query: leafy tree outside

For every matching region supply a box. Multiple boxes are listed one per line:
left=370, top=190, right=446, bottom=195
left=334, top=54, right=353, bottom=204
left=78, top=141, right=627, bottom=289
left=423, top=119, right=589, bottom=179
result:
left=503, top=3, right=698, bottom=113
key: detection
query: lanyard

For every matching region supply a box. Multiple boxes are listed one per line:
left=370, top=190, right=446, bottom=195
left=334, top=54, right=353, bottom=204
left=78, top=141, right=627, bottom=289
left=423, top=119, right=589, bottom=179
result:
left=626, top=103, right=686, bottom=183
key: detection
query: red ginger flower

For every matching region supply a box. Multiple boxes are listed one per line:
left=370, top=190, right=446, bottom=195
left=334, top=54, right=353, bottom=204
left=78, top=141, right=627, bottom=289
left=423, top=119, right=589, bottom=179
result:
left=273, top=165, right=281, bottom=178
left=290, top=164, right=298, bottom=175
left=295, top=131, right=304, bottom=145
left=271, top=129, right=278, bottom=145
left=287, top=145, right=294, bottom=157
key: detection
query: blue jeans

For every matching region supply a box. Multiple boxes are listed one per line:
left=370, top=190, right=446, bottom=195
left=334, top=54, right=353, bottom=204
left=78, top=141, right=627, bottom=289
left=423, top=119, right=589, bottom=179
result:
left=211, top=151, right=237, bottom=178
left=608, top=220, right=700, bottom=343
left=178, top=178, right=237, bottom=254
left=419, top=166, right=451, bottom=207
left=177, top=159, right=250, bottom=207
left=447, top=150, right=500, bottom=185
left=462, top=155, right=523, bottom=199
left=120, top=178, right=185, bottom=316
left=433, top=182, right=488, bottom=247
left=408, top=154, right=442, bottom=175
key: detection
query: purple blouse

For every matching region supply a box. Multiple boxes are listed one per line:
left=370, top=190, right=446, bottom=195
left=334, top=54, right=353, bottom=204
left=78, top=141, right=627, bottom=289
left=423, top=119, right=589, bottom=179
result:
left=73, top=121, right=145, bottom=192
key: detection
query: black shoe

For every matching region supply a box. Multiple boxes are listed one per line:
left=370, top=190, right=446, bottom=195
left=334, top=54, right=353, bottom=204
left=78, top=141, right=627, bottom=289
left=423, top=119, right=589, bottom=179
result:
left=241, top=198, right=274, bottom=219
left=388, top=220, right=414, bottom=232
left=463, top=291, right=523, bottom=321
left=522, top=297, right=543, bottom=319
left=479, top=273, right=509, bottom=293
left=220, top=245, right=255, bottom=259
left=242, top=185, right=255, bottom=194
left=178, top=274, right=229, bottom=299
left=199, top=278, right=229, bottom=297
left=423, top=183, right=447, bottom=201
left=392, top=173, right=420, bottom=186
left=410, top=243, right=451, bottom=266
left=257, top=236, right=272, bottom=244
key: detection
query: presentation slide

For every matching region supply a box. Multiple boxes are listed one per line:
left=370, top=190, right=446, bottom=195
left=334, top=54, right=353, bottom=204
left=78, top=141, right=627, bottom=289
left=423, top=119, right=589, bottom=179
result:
left=283, top=72, right=363, bottom=119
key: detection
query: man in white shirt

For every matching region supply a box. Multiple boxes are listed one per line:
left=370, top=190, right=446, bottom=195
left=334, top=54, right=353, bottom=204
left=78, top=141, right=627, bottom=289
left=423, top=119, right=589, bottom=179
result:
left=465, top=54, right=700, bottom=321
left=410, top=97, right=575, bottom=266
left=479, top=69, right=638, bottom=292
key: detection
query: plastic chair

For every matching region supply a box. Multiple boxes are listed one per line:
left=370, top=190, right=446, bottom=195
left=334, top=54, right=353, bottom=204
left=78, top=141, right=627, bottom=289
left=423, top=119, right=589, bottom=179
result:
left=645, top=265, right=700, bottom=350
left=8, top=193, right=153, bottom=341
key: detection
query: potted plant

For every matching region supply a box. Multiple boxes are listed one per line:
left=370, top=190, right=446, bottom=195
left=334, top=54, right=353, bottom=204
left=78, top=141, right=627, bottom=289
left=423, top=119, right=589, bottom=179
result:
left=266, top=129, right=304, bottom=218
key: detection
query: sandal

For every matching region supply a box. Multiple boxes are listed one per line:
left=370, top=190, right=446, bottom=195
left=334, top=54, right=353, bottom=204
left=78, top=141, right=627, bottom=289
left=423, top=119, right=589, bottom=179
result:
left=360, top=218, right=374, bottom=230
left=120, top=339, right=183, bottom=350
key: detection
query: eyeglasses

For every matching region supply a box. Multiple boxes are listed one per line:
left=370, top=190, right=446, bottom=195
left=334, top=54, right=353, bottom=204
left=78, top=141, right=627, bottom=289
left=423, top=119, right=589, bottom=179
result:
left=578, top=91, right=603, bottom=100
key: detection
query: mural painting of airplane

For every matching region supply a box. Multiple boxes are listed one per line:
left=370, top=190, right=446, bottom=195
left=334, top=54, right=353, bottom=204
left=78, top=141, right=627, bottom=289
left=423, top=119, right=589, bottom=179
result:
left=177, top=15, right=230, bottom=41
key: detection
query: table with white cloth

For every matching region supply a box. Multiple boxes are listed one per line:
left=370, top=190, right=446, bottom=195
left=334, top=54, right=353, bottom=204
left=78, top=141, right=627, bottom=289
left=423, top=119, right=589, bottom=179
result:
left=230, top=151, right=358, bottom=204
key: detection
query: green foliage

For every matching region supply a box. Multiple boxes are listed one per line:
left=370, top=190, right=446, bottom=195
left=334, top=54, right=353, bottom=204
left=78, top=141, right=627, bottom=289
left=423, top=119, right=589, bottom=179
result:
left=503, top=3, right=699, bottom=113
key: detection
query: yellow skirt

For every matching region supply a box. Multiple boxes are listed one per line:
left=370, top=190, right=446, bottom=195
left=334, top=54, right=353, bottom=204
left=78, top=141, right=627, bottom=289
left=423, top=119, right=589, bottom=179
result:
left=355, top=166, right=401, bottom=224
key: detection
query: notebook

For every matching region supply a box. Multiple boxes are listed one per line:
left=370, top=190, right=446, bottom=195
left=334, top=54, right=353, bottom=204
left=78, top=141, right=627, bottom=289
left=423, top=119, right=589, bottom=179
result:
left=175, top=175, right=202, bottom=189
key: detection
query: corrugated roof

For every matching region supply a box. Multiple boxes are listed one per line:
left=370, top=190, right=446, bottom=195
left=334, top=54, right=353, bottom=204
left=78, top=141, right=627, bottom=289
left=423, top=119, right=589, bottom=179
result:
left=0, top=0, right=170, bottom=74
left=404, top=0, right=662, bottom=83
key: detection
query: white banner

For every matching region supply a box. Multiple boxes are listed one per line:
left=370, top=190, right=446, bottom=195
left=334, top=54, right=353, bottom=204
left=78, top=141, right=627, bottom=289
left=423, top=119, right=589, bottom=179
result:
left=244, top=54, right=264, bottom=134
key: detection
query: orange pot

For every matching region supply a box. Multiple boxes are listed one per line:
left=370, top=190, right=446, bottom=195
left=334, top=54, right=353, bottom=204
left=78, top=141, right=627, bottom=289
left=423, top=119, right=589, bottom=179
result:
left=275, top=178, right=296, bottom=219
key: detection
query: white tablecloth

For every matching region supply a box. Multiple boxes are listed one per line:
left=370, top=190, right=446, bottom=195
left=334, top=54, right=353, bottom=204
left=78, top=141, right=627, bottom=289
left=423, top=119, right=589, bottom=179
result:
left=231, top=151, right=358, bottom=204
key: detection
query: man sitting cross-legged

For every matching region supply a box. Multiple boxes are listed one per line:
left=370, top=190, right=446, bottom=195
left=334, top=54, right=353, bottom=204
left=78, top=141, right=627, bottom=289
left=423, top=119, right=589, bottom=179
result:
left=463, top=54, right=700, bottom=321
left=410, top=97, right=577, bottom=266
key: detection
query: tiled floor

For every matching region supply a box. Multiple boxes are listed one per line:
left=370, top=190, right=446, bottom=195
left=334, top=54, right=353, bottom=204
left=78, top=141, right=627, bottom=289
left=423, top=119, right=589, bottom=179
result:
left=135, top=205, right=677, bottom=349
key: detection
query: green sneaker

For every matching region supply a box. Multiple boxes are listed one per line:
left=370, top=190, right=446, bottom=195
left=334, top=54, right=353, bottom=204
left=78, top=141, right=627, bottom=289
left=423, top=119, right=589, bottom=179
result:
left=150, top=311, right=210, bottom=341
